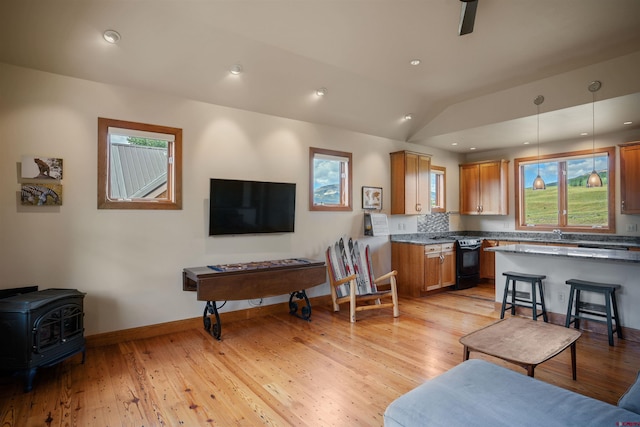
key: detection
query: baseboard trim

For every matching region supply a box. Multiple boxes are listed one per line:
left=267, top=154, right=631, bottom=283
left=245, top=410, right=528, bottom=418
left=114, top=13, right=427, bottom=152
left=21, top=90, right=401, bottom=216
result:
left=492, top=302, right=640, bottom=343
left=86, top=295, right=333, bottom=348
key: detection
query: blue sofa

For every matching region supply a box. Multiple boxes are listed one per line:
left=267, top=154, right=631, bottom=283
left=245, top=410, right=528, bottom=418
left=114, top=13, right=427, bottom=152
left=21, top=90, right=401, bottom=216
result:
left=384, top=359, right=640, bottom=426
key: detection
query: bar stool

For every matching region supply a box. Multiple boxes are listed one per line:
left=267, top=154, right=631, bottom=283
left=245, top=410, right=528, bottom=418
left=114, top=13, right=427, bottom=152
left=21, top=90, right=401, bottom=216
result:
left=565, top=279, right=622, bottom=346
left=500, top=271, right=548, bottom=322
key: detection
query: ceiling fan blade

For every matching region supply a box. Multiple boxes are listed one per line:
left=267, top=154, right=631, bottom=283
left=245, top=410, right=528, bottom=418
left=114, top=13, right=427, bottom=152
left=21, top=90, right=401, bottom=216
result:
left=459, top=0, right=478, bottom=36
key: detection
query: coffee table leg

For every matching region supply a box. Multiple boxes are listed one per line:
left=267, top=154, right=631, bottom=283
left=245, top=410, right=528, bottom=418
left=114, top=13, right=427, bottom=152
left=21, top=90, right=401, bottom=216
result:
left=527, top=365, right=535, bottom=377
left=571, top=342, right=577, bottom=380
left=463, top=345, right=470, bottom=361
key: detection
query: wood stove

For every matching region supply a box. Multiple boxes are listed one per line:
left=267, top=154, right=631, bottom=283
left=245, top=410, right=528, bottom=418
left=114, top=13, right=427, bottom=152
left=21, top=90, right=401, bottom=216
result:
left=0, top=287, right=86, bottom=392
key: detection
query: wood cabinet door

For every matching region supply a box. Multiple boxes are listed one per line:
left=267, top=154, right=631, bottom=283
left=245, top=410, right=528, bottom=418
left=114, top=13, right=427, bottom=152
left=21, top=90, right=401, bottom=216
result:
left=440, top=249, right=456, bottom=287
left=424, top=251, right=442, bottom=291
left=621, top=142, right=640, bottom=214
left=480, top=240, right=497, bottom=280
left=459, top=164, right=480, bottom=214
left=390, top=151, right=431, bottom=215
left=391, top=242, right=425, bottom=297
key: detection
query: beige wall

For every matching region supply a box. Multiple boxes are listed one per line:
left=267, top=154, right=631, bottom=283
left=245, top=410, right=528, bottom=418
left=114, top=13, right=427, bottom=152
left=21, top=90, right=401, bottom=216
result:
left=0, top=63, right=461, bottom=335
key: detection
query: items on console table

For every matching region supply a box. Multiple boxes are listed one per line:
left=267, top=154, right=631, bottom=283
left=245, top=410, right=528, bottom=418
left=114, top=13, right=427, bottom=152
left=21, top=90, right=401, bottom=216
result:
left=183, top=258, right=326, bottom=340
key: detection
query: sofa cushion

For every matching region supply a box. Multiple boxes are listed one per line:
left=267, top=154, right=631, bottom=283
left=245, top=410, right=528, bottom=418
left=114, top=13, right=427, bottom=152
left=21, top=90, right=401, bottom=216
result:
left=384, top=359, right=640, bottom=427
left=619, top=370, right=640, bottom=415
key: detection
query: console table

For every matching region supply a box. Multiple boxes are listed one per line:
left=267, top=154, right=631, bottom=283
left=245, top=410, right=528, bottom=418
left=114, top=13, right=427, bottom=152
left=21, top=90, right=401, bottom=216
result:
left=183, top=258, right=326, bottom=340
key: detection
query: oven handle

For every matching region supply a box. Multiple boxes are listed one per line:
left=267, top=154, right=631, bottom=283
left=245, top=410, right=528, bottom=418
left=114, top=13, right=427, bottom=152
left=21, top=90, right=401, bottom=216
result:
left=458, top=244, right=482, bottom=250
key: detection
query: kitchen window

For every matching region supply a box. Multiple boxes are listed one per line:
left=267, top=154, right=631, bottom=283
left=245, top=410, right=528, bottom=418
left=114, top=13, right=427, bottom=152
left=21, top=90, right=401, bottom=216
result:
left=309, top=147, right=352, bottom=211
left=430, top=166, right=446, bottom=213
left=514, top=147, right=615, bottom=232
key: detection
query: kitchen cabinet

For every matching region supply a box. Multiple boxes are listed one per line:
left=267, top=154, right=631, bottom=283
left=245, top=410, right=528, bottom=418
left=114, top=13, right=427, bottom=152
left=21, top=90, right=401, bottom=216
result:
left=620, top=141, right=640, bottom=214
left=459, top=160, right=509, bottom=215
left=480, top=240, right=498, bottom=280
left=390, top=151, right=430, bottom=215
left=391, top=242, right=455, bottom=296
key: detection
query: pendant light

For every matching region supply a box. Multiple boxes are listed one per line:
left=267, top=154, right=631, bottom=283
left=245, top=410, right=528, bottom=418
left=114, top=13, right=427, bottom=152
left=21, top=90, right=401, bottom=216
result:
left=532, top=95, right=546, bottom=190
left=586, top=80, right=603, bottom=188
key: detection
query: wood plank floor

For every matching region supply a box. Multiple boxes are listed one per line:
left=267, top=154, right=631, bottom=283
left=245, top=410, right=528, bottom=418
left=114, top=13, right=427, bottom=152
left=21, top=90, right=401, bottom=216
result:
left=2, top=282, right=639, bottom=426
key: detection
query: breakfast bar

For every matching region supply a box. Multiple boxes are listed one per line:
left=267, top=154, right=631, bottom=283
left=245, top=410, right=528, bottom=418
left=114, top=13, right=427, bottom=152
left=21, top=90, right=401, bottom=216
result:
left=486, top=244, right=640, bottom=333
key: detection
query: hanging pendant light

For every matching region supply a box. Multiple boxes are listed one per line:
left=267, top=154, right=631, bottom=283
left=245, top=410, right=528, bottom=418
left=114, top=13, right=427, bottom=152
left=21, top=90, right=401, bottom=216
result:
left=586, top=80, right=603, bottom=188
left=532, top=95, right=546, bottom=190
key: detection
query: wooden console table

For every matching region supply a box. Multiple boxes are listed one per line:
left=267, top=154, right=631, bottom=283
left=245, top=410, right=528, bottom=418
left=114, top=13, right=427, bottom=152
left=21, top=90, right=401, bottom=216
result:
left=183, top=258, right=326, bottom=340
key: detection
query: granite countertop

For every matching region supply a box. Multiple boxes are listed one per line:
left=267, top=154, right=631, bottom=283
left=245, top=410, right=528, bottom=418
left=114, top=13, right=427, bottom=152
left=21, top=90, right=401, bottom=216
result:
left=390, top=232, right=640, bottom=249
left=485, top=244, right=640, bottom=264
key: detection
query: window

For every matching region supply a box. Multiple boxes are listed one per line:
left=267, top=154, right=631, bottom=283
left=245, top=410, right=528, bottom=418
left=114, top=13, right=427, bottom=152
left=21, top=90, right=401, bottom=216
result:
left=309, top=147, right=352, bottom=211
left=98, top=118, right=182, bottom=209
left=430, top=166, right=446, bottom=213
left=515, top=147, right=615, bottom=232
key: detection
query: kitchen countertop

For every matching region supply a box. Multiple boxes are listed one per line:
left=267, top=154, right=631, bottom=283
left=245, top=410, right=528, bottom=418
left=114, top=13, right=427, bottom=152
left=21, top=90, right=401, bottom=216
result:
left=485, top=244, right=640, bottom=264
left=390, top=232, right=640, bottom=249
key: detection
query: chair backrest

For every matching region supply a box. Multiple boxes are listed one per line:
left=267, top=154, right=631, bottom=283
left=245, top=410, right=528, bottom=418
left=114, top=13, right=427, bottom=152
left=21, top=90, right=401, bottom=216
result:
left=327, top=237, right=378, bottom=297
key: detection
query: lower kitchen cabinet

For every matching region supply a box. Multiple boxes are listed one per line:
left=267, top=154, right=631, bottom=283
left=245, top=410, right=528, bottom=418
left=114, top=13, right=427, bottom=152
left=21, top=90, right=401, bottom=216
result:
left=480, top=239, right=498, bottom=280
left=392, top=242, right=455, bottom=296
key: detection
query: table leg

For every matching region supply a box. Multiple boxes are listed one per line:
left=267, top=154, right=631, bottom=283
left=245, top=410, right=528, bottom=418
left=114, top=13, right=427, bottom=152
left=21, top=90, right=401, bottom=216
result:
left=571, top=342, right=577, bottom=380
left=289, top=290, right=312, bottom=321
left=463, top=345, right=470, bottom=361
left=527, top=365, right=535, bottom=377
left=203, top=301, right=222, bottom=340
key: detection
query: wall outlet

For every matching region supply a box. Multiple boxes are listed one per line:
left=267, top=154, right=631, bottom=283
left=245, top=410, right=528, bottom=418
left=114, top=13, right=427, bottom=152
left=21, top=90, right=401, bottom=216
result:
left=627, top=224, right=638, bottom=232
left=558, top=292, right=565, bottom=303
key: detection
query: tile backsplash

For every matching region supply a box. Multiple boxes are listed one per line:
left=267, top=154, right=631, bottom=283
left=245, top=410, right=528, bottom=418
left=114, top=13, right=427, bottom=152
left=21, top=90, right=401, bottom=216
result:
left=418, top=212, right=449, bottom=233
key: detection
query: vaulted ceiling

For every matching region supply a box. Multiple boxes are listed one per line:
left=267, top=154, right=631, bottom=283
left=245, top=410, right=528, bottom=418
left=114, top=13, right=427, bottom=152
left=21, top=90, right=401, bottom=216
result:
left=1, top=0, right=640, bottom=152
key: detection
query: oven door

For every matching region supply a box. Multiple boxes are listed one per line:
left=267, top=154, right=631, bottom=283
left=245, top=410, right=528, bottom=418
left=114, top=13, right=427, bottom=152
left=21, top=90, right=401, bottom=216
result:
left=457, top=243, right=481, bottom=276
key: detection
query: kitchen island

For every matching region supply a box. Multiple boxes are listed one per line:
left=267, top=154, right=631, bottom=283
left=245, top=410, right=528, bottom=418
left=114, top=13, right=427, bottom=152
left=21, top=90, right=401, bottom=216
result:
left=486, top=244, right=640, bottom=338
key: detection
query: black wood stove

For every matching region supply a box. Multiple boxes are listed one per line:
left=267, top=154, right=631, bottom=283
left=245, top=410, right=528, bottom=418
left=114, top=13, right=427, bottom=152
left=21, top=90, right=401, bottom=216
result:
left=0, top=287, right=86, bottom=392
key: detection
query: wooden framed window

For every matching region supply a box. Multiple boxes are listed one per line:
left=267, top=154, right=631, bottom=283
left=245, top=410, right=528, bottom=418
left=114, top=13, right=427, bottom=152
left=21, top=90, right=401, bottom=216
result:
left=98, top=118, right=182, bottom=210
left=430, top=165, right=446, bottom=213
left=309, top=147, right=352, bottom=211
left=514, top=147, right=615, bottom=232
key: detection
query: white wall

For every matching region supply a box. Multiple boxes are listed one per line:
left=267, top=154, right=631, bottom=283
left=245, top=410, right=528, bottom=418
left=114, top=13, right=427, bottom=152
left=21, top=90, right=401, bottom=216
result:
left=0, top=63, right=463, bottom=335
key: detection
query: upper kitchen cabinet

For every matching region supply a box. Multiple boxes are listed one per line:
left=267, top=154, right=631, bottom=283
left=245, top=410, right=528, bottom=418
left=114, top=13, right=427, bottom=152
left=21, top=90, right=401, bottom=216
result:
left=459, top=160, right=509, bottom=215
left=390, top=151, right=431, bottom=215
left=620, top=141, right=640, bottom=214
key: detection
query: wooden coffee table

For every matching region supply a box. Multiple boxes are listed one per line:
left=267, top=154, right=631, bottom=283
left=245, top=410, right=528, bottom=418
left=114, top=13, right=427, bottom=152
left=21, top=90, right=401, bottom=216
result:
left=459, top=317, right=582, bottom=379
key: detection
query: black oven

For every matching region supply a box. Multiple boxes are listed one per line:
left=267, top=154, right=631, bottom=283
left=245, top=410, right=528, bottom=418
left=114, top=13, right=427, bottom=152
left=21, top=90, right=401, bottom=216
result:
left=455, top=238, right=482, bottom=289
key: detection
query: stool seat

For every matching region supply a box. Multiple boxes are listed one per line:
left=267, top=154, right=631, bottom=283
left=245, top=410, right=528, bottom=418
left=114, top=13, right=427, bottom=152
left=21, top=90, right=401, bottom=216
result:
left=501, top=271, right=548, bottom=322
left=565, top=279, right=622, bottom=346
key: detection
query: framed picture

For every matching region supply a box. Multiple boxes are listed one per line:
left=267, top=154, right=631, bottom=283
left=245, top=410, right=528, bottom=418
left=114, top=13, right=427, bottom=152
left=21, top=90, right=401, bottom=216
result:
left=362, top=186, right=382, bottom=210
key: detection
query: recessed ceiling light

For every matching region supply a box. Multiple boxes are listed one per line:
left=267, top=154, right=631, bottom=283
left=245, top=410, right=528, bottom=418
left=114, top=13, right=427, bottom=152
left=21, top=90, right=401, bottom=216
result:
left=103, top=29, right=121, bottom=44
left=523, top=141, right=530, bottom=145
left=404, top=114, right=413, bottom=120
left=451, top=142, right=458, bottom=146
left=315, top=87, right=327, bottom=97
left=470, top=147, right=476, bottom=150
left=624, top=121, right=633, bottom=125
left=580, top=132, right=588, bottom=136
left=410, top=59, right=421, bottom=66
left=230, top=64, right=243, bottom=75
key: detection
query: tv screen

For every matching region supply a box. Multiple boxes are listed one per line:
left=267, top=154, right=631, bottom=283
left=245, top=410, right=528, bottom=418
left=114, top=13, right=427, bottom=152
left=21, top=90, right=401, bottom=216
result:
left=209, top=179, right=296, bottom=236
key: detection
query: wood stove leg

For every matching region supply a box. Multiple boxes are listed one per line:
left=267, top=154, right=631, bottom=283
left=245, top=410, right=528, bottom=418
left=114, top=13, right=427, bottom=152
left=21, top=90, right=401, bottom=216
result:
left=203, top=301, right=222, bottom=341
left=24, top=367, right=37, bottom=393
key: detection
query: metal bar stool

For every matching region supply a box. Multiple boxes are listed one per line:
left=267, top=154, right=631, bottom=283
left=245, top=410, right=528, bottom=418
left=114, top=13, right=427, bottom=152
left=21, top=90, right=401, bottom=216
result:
left=500, top=271, right=548, bottom=322
left=565, top=279, right=622, bottom=346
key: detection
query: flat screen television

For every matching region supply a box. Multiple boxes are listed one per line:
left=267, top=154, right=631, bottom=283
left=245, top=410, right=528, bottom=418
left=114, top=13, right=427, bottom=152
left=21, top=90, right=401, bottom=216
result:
left=209, top=178, right=296, bottom=236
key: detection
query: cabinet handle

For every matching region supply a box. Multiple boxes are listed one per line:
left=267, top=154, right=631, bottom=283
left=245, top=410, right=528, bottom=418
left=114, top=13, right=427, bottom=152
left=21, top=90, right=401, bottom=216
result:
left=416, top=203, right=422, bottom=212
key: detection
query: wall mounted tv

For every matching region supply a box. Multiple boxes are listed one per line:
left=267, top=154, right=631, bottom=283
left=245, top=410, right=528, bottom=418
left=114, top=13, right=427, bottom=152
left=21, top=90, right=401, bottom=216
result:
left=209, top=178, right=296, bottom=236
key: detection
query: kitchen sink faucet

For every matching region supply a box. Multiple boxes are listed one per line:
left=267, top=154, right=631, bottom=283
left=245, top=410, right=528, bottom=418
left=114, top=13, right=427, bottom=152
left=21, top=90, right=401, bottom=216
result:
left=552, top=229, right=563, bottom=240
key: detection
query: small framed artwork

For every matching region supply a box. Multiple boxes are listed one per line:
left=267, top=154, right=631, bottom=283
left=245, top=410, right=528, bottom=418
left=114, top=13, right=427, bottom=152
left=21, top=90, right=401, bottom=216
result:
left=20, top=183, right=62, bottom=206
left=362, top=186, right=382, bottom=210
left=21, top=156, right=63, bottom=180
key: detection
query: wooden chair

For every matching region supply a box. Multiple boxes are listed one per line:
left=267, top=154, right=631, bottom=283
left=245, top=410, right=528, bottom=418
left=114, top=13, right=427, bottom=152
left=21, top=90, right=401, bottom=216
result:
left=325, top=238, right=399, bottom=323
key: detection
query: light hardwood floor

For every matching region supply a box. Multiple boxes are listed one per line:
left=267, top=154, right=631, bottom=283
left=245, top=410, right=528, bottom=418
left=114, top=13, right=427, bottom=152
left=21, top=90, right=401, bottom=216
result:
left=2, top=282, right=639, bottom=426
